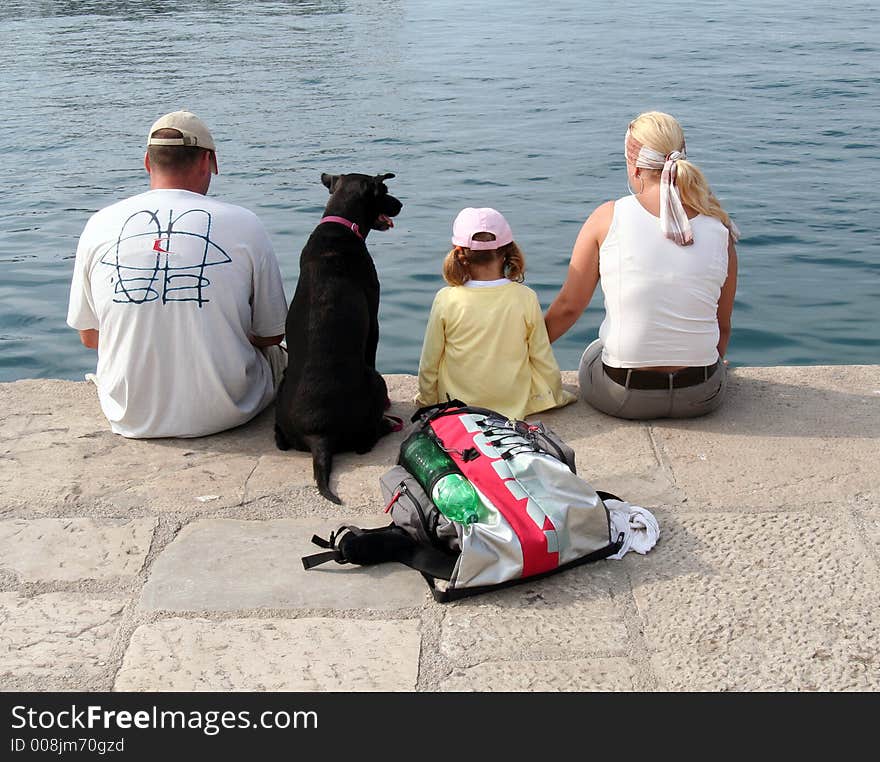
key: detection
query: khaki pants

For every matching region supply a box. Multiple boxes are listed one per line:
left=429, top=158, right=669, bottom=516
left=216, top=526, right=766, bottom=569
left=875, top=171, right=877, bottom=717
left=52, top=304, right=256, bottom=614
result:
left=260, top=344, right=288, bottom=391
left=578, top=339, right=727, bottom=420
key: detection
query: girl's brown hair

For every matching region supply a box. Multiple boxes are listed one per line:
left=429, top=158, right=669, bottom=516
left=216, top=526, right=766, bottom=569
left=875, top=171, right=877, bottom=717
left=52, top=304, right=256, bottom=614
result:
left=442, top=241, right=526, bottom=287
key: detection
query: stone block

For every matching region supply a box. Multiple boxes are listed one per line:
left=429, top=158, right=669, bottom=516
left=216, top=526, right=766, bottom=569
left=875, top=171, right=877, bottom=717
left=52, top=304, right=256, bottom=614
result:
left=139, top=518, right=427, bottom=612
left=0, top=518, right=156, bottom=582
left=0, top=592, right=126, bottom=688
left=115, top=617, right=421, bottom=691
left=651, top=366, right=880, bottom=509
left=630, top=510, right=880, bottom=690
left=440, top=565, right=627, bottom=668
left=113, top=453, right=262, bottom=512
left=440, top=657, right=637, bottom=691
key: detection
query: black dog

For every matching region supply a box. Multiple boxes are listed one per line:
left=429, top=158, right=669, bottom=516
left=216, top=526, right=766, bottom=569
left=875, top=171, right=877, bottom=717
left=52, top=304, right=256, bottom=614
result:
left=274, top=172, right=403, bottom=504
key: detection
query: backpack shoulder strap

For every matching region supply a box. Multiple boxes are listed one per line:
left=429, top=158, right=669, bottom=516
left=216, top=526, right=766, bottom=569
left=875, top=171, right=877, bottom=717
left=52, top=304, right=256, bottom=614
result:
left=596, top=490, right=623, bottom=502
left=301, top=525, right=359, bottom=569
left=411, top=399, right=468, bottom=424
left=301, top=522, right=457, bottom=581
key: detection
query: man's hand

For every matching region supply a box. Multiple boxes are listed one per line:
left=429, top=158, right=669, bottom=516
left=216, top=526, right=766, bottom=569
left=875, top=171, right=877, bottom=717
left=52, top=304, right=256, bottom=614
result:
left=78, top=329, right=99, bottom=349
left=249, top=334, right=284, bottom=348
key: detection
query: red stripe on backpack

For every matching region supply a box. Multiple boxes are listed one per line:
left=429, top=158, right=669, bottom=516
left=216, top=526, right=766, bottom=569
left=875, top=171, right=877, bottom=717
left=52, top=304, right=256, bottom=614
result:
left=430, top=413, right=559, bottom=577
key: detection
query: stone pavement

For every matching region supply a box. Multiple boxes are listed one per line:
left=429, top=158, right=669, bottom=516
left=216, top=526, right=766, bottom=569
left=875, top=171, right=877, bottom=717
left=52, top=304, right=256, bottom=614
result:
left=0, top=367, right=878, bottom=691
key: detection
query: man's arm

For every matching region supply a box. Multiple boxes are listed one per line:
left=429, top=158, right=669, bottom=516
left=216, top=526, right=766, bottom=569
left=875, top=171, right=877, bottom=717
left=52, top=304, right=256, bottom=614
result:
left=78, top=329, right=99, bottom=349
left=249, top=221, right=288, bottom=352
left=69, top=217, right=101, bottom=350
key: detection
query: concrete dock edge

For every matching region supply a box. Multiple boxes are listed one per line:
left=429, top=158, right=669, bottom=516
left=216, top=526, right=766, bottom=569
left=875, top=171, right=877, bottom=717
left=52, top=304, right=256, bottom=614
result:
left=1, top=366, right=877, bottom=691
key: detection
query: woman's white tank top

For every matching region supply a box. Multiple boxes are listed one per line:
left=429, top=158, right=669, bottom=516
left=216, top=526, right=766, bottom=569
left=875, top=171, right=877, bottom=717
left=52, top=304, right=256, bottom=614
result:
left=598, top=195, right=729, bottom=368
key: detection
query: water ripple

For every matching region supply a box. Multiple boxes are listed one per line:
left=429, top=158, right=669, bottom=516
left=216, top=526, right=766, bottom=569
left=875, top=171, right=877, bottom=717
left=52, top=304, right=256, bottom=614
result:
left=1, top=0, right=878, bottom=380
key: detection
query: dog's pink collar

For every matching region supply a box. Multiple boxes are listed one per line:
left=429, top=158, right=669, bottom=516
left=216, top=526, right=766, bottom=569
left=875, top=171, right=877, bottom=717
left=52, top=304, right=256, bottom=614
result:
left=320, top=216, right=364, bottom=240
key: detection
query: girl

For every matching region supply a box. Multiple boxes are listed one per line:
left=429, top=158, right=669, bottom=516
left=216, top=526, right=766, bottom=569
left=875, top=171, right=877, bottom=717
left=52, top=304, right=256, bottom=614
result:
left=416, top=207, right=576, bottom=420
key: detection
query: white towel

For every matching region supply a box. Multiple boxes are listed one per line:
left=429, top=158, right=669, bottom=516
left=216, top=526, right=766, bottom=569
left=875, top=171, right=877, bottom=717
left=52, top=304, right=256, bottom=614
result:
left=605, top=499, right=660, bottom=560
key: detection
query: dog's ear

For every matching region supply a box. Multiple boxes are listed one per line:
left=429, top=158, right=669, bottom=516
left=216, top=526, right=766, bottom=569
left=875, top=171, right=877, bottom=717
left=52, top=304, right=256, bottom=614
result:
left=376, top=173, right=395, bottom=183
left=321, top=173, right=340, bottom=193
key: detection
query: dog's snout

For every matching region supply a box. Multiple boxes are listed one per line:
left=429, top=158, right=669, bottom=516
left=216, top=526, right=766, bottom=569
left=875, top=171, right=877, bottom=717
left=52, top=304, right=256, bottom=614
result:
left=386, top=196, right=403, bottom=216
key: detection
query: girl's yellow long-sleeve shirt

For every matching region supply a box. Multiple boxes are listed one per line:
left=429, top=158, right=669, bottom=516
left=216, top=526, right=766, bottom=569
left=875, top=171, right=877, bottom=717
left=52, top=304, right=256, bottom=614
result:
left=416, top=281, right=576, bottom=420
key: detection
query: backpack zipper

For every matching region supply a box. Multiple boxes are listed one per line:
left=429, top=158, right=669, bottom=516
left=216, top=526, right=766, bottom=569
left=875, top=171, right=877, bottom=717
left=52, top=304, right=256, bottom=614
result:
left=383, top=487, right=403, bottom=513
left=388, top=480, right=443, bottom=547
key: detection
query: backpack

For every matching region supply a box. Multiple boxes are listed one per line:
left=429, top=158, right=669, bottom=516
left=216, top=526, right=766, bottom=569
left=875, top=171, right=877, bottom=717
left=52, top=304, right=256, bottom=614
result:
left=302, top=401, right=624, bottom=602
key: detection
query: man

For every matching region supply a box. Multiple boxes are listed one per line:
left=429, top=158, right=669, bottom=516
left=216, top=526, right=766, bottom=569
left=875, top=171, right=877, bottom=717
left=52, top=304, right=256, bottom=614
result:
left=67, top=110, right=288, bottom=438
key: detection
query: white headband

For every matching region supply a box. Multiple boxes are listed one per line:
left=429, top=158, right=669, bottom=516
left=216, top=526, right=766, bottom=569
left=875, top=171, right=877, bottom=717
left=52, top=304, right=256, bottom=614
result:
left=625, top=128, right=693, bottom=246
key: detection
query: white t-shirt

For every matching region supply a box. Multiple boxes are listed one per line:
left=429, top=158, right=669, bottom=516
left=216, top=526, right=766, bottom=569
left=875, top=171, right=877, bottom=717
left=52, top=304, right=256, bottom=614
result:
left=67, top=189, right=288, bottom=438
left=598, top=195, right=729, bottom=368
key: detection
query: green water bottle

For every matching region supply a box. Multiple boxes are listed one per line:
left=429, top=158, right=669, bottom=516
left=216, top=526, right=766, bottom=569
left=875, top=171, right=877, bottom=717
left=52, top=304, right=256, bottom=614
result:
left=400, top=432, right=481, bottom=524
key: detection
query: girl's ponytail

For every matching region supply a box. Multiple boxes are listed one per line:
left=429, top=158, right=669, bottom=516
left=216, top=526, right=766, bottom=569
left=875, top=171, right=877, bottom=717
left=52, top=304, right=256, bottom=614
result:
left=442, top=242, right=526, bottom=286
left=443, top=247, right=471, bottom=286
left=500, top=242, right=526, bottom=283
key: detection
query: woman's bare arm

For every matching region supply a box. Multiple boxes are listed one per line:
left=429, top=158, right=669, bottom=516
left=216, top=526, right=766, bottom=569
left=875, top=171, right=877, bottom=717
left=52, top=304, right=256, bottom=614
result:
left=716, top=235, right=738, bottom=359
left=543, top=201, right=612, bottom=343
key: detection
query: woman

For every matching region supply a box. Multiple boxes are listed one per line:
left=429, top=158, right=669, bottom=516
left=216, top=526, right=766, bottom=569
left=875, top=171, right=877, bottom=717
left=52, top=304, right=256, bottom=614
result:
left=544, top=111, right=738, bottom=419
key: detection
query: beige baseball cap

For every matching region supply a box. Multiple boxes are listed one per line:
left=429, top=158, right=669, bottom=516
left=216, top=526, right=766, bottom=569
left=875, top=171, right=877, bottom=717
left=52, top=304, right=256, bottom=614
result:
left=147, top=110, right=219, bottom=174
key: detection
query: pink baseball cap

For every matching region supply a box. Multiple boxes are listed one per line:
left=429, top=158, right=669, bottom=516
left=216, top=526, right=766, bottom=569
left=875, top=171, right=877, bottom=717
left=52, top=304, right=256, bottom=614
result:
left=451, top=207, right=514, bottom=250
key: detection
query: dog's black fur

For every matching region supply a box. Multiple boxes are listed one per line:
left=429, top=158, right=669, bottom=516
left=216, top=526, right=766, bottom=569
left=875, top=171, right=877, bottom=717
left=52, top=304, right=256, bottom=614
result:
left=274, top=173, right=403, bottom=504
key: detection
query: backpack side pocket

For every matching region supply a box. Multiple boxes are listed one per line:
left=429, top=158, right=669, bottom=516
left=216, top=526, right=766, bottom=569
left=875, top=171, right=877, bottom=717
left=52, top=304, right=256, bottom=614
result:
left=380, top=465, right=461, bottom=553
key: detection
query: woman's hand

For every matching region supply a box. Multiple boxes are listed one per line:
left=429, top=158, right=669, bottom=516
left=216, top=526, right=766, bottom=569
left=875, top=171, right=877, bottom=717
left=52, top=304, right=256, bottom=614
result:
left=544, top=201, right=612, bottom=343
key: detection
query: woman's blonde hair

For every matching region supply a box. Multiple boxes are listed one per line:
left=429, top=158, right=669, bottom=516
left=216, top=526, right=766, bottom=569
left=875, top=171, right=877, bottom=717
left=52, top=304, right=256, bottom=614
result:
left=629, top=111, right=737, bottom=239
left=442, top=241, right=526, bottom=287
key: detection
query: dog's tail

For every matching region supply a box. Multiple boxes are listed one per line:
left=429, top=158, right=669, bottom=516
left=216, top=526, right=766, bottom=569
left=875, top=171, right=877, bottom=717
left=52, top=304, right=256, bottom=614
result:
left=305, top=435, right=341, bottom=505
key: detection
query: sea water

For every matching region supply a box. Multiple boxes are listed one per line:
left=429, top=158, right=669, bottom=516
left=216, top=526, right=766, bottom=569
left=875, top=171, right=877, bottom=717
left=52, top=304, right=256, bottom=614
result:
left=0, top=0, right=878, bottom=382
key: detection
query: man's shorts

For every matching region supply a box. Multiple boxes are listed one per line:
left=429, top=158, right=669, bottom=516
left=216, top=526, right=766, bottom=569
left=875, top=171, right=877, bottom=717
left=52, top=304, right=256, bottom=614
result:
left=261, top=344, right=288, bottom=391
